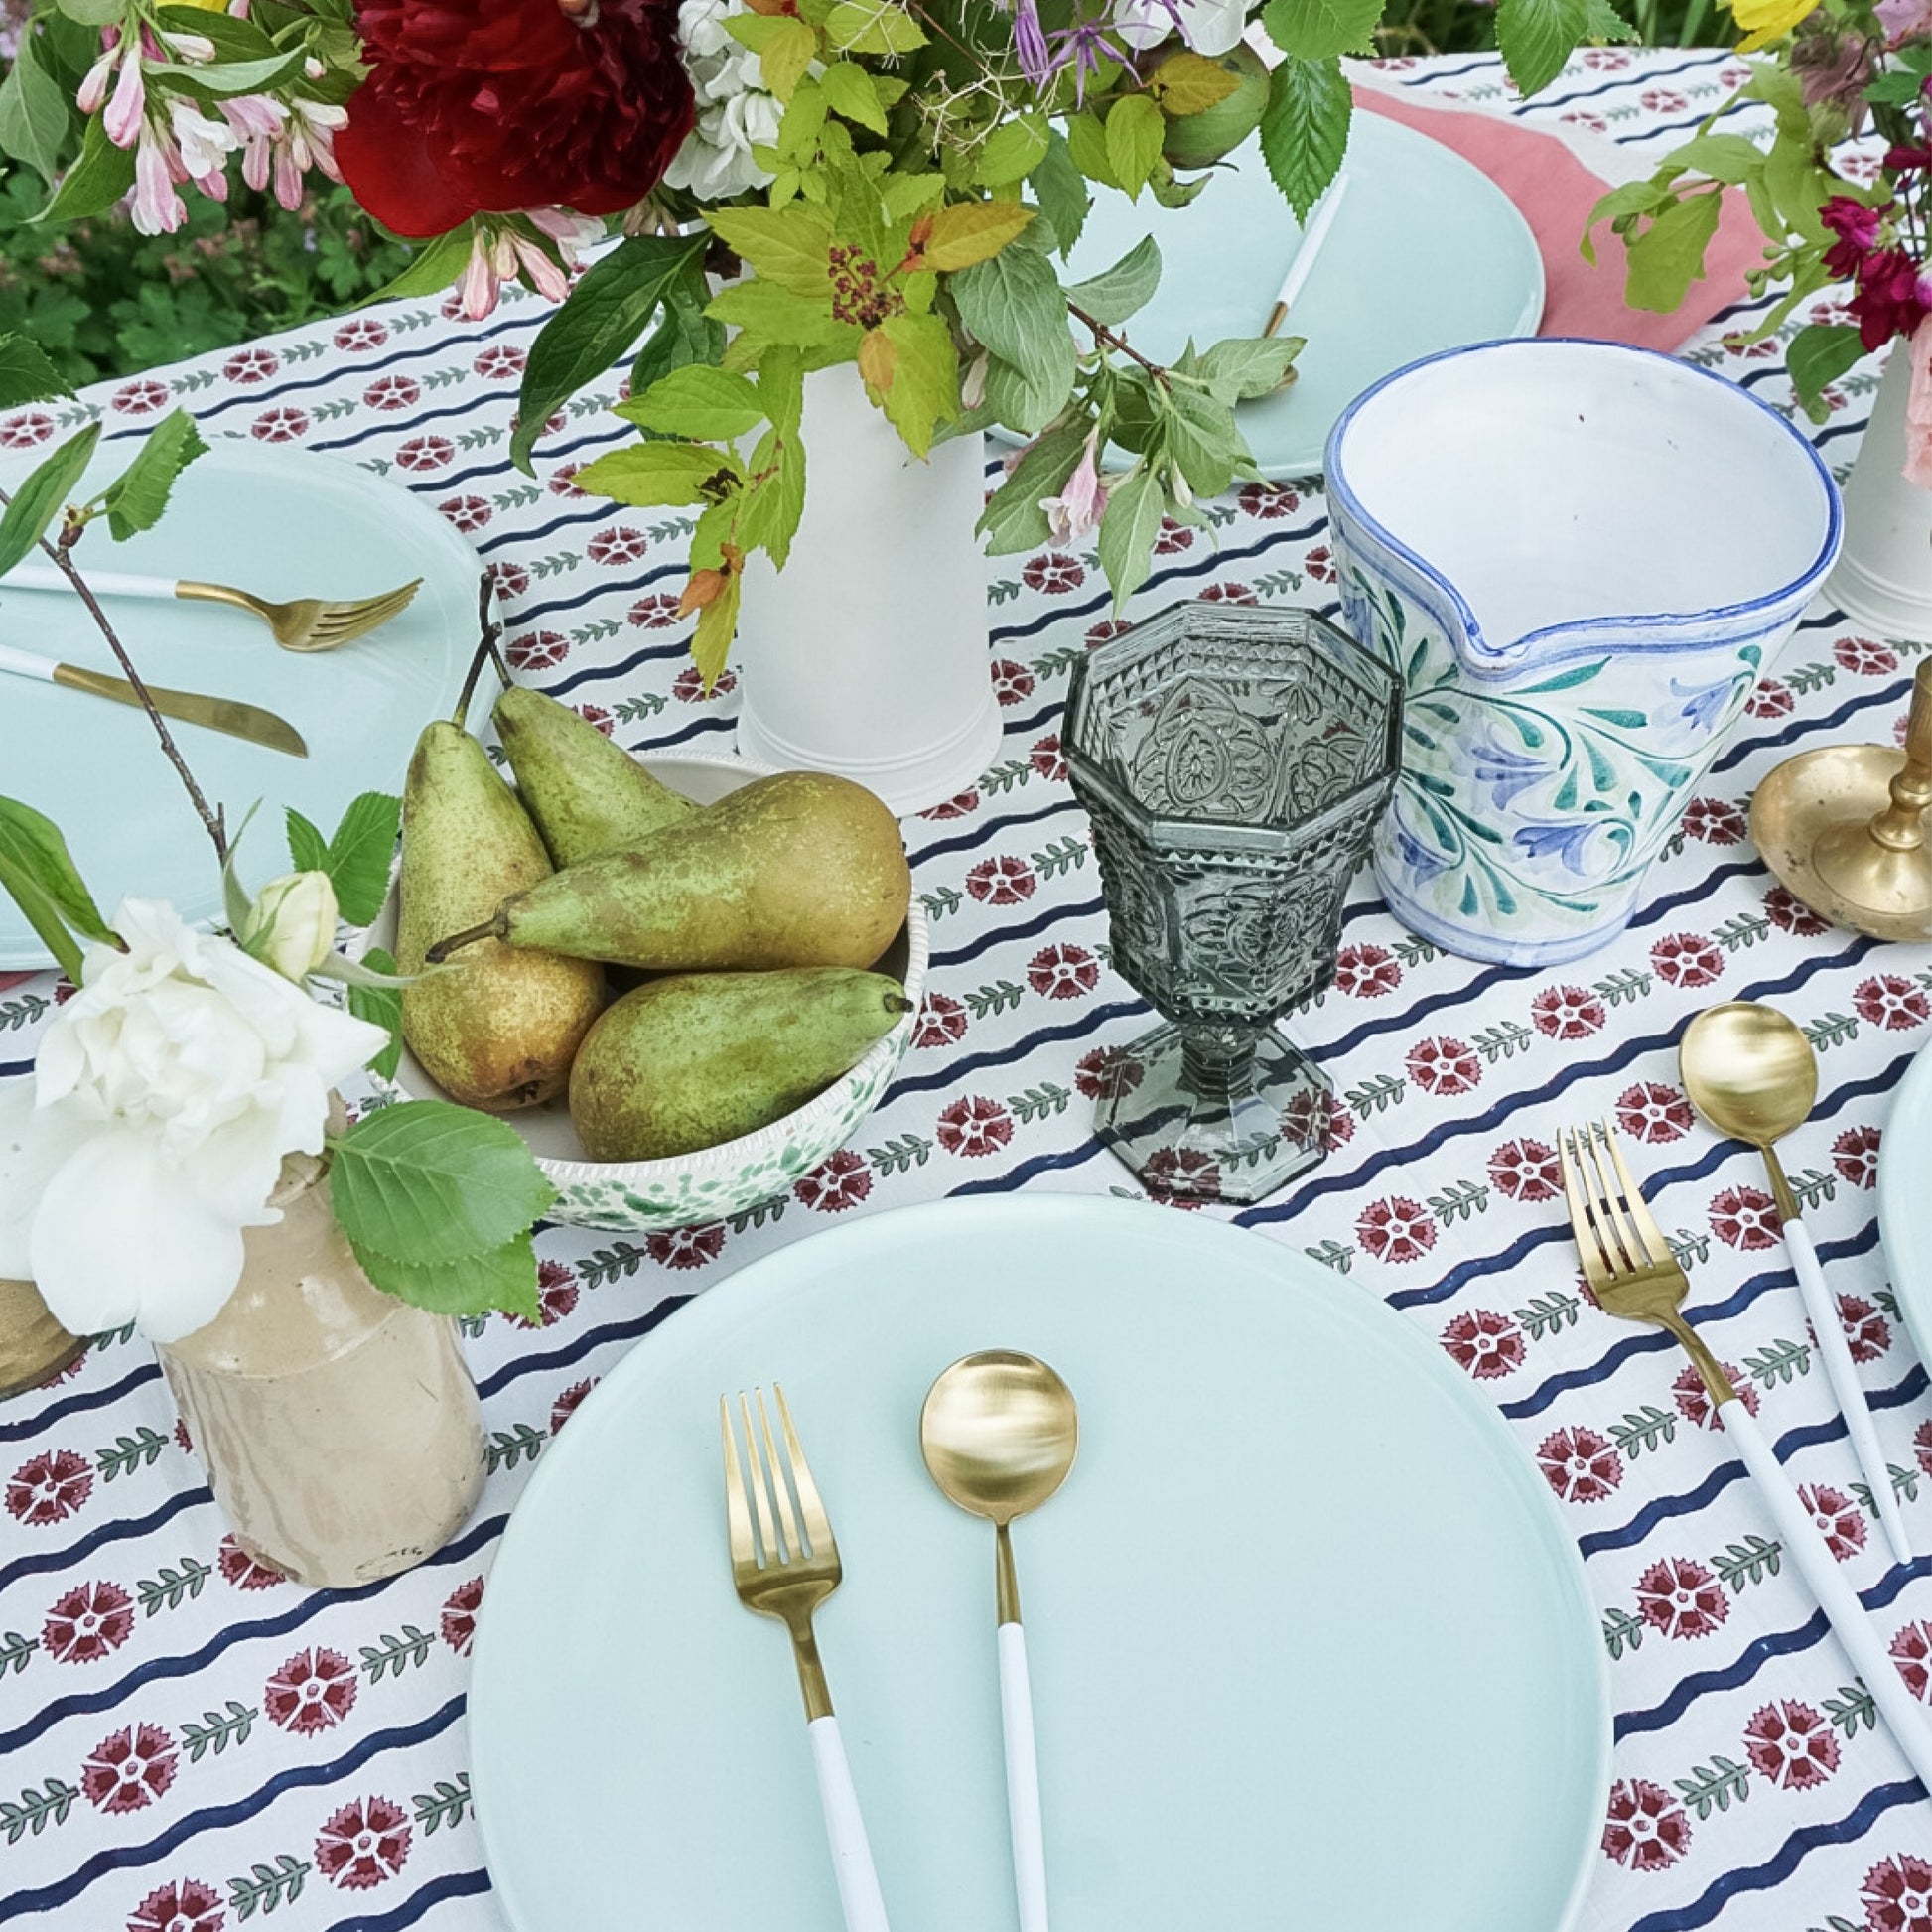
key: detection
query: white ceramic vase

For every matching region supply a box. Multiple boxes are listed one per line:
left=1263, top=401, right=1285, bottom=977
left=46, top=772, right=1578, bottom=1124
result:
left=1826, top=345, right=1932, bottom=643
left=734, top=368, right=1002, bottom=816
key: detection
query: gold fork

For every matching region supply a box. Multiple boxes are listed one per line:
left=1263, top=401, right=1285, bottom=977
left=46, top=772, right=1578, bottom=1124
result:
left=4, top=564, right=422, bottom=652
left=722, top=1387, right=892, bottom=1932
left=1560, top=1117, right=1932, bottom=1787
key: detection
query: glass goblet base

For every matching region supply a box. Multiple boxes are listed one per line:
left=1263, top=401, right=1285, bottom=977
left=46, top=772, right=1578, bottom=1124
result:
left=1092, top=1022, right=1334, bottom=1205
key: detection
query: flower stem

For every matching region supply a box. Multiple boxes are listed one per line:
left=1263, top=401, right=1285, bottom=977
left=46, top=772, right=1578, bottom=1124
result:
left=1068, top=303, right=1170, bottom=386
left=452, top=571, right=511, bottom=728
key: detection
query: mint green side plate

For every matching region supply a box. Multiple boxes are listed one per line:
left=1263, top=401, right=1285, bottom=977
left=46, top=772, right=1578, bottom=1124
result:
left=471, top=1195, right=1609, bottom=1932
left=0, top=442, right=479, bottom=969
left=1878, top=1037, right=1932, bottom=1369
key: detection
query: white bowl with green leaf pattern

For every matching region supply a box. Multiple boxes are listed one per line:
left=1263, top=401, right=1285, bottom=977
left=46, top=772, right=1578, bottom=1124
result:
left=360, top=750, right=925, bottom=1233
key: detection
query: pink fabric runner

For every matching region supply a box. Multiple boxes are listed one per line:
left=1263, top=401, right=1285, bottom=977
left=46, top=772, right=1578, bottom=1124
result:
left=1355, top=83, right=1764, bottom=350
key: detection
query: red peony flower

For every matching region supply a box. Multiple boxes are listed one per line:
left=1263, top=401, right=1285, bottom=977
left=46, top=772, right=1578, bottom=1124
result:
left=337, top=0, right=695, bottom=237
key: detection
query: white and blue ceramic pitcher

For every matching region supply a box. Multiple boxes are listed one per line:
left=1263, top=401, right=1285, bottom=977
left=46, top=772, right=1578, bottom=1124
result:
left=1326, top=340, right=1842, bottom=967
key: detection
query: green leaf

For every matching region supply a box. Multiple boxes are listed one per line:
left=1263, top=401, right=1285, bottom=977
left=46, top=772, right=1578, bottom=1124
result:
left=1195, top=335, right=1303, bottom=400
left=1495, top=0, right=1631, bottom=100
left=40, top=112, right=134, bottom=223
left=951, top=242, right=1076, bottom=436
left=706, top=206, right=835, bottom=300
left=324, top=791, right=401, bottom=927
left=1030, top=131, right=1091, bottom=257
left=759, top=345, right=805, bottom=441
left=0, top=793, right=112, bottom=967
left=1580, top=178, right=1670, bottom=263
left=575, top=442, right=741, bottom=508
left=976, top=418, right=1090, bottom=555
left=145, top=47, right=308, bottom=103
left=1064, top=110, right=1120, bottom=190
left=349, top=1230, right=542, bottom=1322
left=96, top=409, right=208, bottom=543
left=329, top=1099, right=556, bottom=1263
left=1258, top=54, right=1350, bottom=220
left=706, top=277, right=852, bottom=349
left=1786, top=322, right=1865, bottom=423
left=0, top=848, right=83, bottom=982
left=1096, top=467, right=1165, bottom=611
left=52, top=0, right=122, bottom=26
left=922, top=202, right=1035, bottom=272
left=688, top=561, right=742, bottom=691
left=1105, top=93, right=1167, bottom=201
left=820, top=60, right=890, bottom=131
left=285, top=808, right=330, bottom=876
left=738, top=15, right=818, bottom=98
left=628, top=264, right=725, bottom=405
left=1660, top=133, right=1768, bottom=186
left=976, top=116, right=1049, bottom=188
left=0, top=28, right=71, bottom=189
left=618, top=364, right=766, bottom=441
left=0, top=421, right=98, bottom=581
left=510, top=231, right=709, bottom=475
left=1145, top=49, right=1242, bottom=114
left=347, top=945, right=404, bottom=1083
left=361, top=223, right=476, bottom=308
left=736, top=425, right=807, bottom=567
left=859, top=312, right=959, bottom=457
left=1164, top=381, right=1243, bottom=498
left=154, top=5, right=278, bottom=54
left=1261, top=0, right=1381, bottom=62
left=824, top=0, right=925, bottom=53
left=1623, top=188, right=1723, bottom=312
left=0, top=334, right=73, bottom=412
left=1066, top=235, right=1162, bottom=328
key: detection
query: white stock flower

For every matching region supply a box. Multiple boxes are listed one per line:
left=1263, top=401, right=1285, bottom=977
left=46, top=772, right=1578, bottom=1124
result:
left=664, top=0, right=782, bottom=198
left=0, top=899, right=384, bottom=1343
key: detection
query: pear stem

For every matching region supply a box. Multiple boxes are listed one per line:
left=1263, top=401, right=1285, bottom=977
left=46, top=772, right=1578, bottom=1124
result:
left=452, top=574, right=512, bottom=729
left=425, top=913, right=506, bottom=964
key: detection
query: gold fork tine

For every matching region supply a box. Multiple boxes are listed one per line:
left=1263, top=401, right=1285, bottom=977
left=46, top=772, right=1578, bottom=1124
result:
left=1558, top=1129, right=1611, bottom=1287
left=1579, top=1119, right=1641, bottom=1275
left=757, top=1388, right=804, bottom=1563
left=1598, top=1117, right=1672, bottom=1268
left=776, top=1384, right=833, bottom=1557
left=739, top=1391, right=781, bottom=1566
left=721, top=1396, right=755, bottom=1571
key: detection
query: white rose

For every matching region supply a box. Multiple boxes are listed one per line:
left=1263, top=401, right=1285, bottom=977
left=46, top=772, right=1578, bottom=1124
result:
left=1112, top=0, right=1249, bottom=55
left=239, top=870, right=339, bottom=983
left=0, top=898, right=385, bottom=1343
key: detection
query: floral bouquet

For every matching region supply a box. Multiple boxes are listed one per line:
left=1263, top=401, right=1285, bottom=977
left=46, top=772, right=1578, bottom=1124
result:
left=1, top=0, right=1630, bottom=675
left=1585, top=0, right=1931, bottom=478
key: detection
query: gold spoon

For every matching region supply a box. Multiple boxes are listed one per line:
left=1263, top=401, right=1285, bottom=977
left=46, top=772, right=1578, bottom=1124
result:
left=920, top=1351, right=1077, bottom=1932
left=1681, top=1002, right=1911, bottom=1565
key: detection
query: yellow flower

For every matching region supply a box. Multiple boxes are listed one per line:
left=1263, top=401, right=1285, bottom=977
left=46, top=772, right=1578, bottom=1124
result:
left=1730, top=0, right=1822, bottom=52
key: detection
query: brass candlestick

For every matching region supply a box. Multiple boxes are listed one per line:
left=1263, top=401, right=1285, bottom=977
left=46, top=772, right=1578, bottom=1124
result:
left=1751, top=657, right=1932, bottom=942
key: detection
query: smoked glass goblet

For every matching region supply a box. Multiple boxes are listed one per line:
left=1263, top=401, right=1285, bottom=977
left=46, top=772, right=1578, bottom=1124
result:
left=1063, top=602, right=1402, bottom=1204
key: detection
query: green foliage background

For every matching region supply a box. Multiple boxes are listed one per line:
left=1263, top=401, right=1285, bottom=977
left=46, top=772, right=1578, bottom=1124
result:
left=0, top=0, right=1717, bottom=385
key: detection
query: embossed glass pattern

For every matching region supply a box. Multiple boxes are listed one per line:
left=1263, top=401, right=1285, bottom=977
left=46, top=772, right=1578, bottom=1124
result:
left=1064, top=603, right=1402, bottom=1203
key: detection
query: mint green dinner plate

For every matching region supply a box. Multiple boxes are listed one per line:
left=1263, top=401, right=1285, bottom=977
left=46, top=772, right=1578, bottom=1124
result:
left=1878, top=1037, right=1932, bottom=1367
left=0, top=441, right=479, bottom=969
left=991, top=111, right=1545, bottom=482
left=471, top=1195, right=1609, bottom=1932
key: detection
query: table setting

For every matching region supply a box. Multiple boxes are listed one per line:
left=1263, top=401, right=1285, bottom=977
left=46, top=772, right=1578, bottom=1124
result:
left=1, top=0, right=1931, bottom=1926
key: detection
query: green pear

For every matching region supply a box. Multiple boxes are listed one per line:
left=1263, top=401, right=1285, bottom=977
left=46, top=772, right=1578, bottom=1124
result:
left=492, top=685, right=699, bottom=868
left=569, top=969, right=912, bottom=1162
left=397, top=721, right=605, bottom=1113
left=427, top=770, right=909, bottom=973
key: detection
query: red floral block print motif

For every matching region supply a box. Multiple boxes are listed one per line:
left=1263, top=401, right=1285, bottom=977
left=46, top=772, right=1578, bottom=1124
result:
left=1029, top=944, right=1099, bottom=1001
left=673, top=665, right=737, bottom=703
left=395, top=435, right=455, bottom=473
left=441, top=1578, right=483, bottom=1656
left=1031, top=735, right=1065, bottom=782
left=1142, top=1148, right=1218, bottom=1203
left=1333, top=943, right=1401, bottom=998
left=222, top=346, right=279, bottom=385
left=1303, top=544, right=1335, bottom=583
left=7, top=1448, right=93, bottom=1526
left=551, top=1379, right=596, bottom=1434
left=508, top=1260, right=578, bottom=1331
left=217, top=1535, right=287, bottom=1591
left=646, top=1225, right=727, bottom=1270
left=1891, top=1620, right=1932, bottom=1701
left=265, top=1647, right=358, bottom=1735
left=507, top=630, right=571, bottom=673
left=1639, top=86, right=1689, bottom=111
left=317, top=1795, right=412, bottom=1891
left=1651, top=932, right=1724, bottom=989
left=1531, top=984, right=1605, bottom=1040
left=128, top=1878, right=225, bottom=1932
left=1840, top=1293, right=1892, bottom=1362
left=474, top=345, right=527, bottom=380
left=937, top=1097, right=1014, bottom=1158
left=251, top=406, right=311, bottom=444
left=549, top=462, right=589, bottom=498
left=1074, top=1045, right=1141, bottom=1102
left=991, top=660, right=1036, bottom=706
left=490, top=562, right=531, bottom=601
left=1618, top=1081, right=1695, bottom=1144
left=1440, top=1310, right=1525, bottom=1379
left=1710, top=1184, right=1781, bottom=1250
left=1153, top=517, right=1193, bottom=555
left=967, top=857, right=1036, bottom=906
left=1746, top=677, right=1795, bottom=721
left=1673, top=1361, right=1758, bottom=1429
left=795, top=1150, right=873, bottom=1213
left=1681, top=796, right=1747, bottom=845
left=1837, top=635, right=1902, bottom=677
left=44, top=1581, right=135, bottom=1663
left=1489, top=1138, right=1561, bottom=1204
left=363, top=374, right=421, bottom=413
left=82, top=1723, right=178, bottom=1813
left=1022, top=553, right=1083, bottom=595
left=1086, top=618, right=1132, bottom=648
left=1856, top=974, right=1931, bottom=1032
left=920, top=789, right=979, bottom=821
left=438, top=494, right=491, bottom=533
left=1602, top=1779, right=1692, bottom=1872
left=587, top=526, right=648, bottom=567
left=577, top=705, right=616, bottom=737
left=0, top=410, right=56, bottom=448
left=1359, top=1196, right=1438, bottom=1265
left=1863, top=1853, right=1932, bottom=1932
left=627, top=593, right=681, bottom=629
left=1742, top=1699, right=1840, bottom=1791
left=1282, top=1086, right=1352, bottom=1151
left=1799, top=1482, right=1868, bottom=1562
left=1537, top=1426, right=1623, bottom=1504
left=335, top=318, right=389, bottom=351
left=1635, top=1556, right=1729, bottom=1639
left=1199, top=583, right=1258, bottom=606
left=113, top=378, right=171, bottom=416
left=1406, top=1035, right=1481, bottom=1096
left=1238, top=482, right=1299, bottom=519
left=913, top=995, right=967, bottom=1049
left=1835, top=1125, right=1883, bottom=1189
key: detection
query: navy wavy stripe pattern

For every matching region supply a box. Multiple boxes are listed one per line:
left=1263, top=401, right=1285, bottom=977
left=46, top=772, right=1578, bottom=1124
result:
left=0, top=49, right=1921, bottom=1932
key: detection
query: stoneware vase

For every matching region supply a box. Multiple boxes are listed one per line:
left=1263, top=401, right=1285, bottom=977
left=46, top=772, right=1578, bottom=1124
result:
left=1326, top=339, right=1842, bottom=966
left=734, top=367, right=1003, bottom=817
left=0, top=1276, right=85, bottom=1400
left=159, top=1139, right=484, bottom=1589
left=1826, top=345, right=1932, bottom=644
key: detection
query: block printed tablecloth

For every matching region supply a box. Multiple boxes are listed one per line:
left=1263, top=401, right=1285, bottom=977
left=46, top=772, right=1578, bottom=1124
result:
left=3, top=47, right=1930, bottom=1932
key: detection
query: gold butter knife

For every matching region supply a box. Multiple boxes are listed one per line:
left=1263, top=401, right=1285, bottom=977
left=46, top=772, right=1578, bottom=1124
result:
left=0, top=643, right=307, bottom=758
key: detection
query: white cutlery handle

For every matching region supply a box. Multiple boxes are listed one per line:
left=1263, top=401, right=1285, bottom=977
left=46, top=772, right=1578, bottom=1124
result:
left=0, top=642, right=58, bottom=681
left=4, top=563, right=177, bottom=599
left=807, top=1715, right=891, bottom=1932
left=1785, top=1216, right=1913, bottom=1566
left=999, top=1621, right=1049, bottom=1932
left=1722, top=1397, right=1932, bottom=1786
